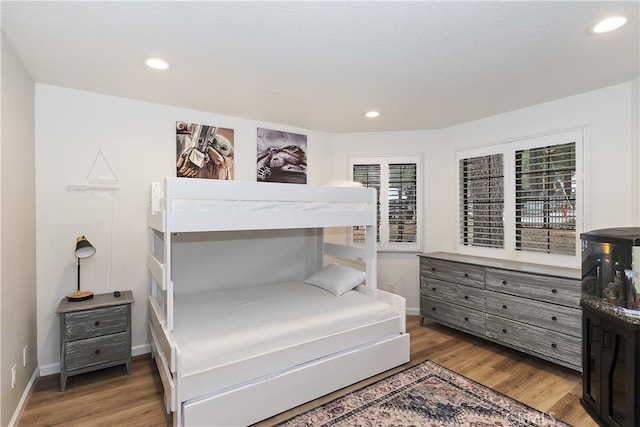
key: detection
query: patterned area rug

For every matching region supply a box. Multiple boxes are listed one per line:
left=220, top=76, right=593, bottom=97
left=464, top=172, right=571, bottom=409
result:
left=275, top=360, right=569, bottom=427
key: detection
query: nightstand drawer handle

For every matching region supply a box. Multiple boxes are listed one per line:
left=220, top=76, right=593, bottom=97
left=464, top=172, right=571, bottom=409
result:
left=94, top=321, right=100, bottom=327
left=551, top=289, right=558, bottom=294
left=431, top=267, right=436, bottom=272
left=502, top=304, right=507, bottom=309
left=551, top=343, right=557, bottom=348
left=464, top=317, right=469, bottom=321
left=502, top=280, right=507, bottom=285
left=464, top=295, right=469, bottom=300
left=464, top=273, right=469, bottom=278
left=502, top=328, right=507, bottom=333
left=432, top=307, right=436, bottom=311
left=94, top=349, right=101, bottom=355
left=551, top=316, right=557, bottom=321
left=432, top=287, right=436, bottom=291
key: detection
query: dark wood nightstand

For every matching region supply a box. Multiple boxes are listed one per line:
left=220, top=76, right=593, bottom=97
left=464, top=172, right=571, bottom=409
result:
left=56, top=291, right=134, bottom=391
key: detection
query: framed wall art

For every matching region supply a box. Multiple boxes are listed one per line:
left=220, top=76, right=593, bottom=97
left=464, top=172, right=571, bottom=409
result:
left=256, top=127, right=307, bottom=184
left=176, top=121, right=234, bottom=180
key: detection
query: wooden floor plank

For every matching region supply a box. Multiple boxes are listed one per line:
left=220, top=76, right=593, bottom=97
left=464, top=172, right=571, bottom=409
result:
left=18, top=315, right=597, bottom=426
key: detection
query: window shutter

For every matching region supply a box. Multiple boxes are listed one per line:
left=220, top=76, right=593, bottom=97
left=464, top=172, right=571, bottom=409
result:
left=353, top=164, right=381, bottom=243
left=388, top=163, right=417, bottom=243
left=515, top=142, right=576, bottom=255
left=459, top=154, right=504, bottom=248
left=351, top=156, right=421, bottom=251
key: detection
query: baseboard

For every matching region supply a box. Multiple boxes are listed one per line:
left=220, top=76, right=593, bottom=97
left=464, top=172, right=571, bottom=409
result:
left=8, top=366, right=39, bottom=427
left=39, top=344, right=151, bottom=376
left=406, top=307, right=419, bottom=316
left=133, top=343, right=151, bottom=357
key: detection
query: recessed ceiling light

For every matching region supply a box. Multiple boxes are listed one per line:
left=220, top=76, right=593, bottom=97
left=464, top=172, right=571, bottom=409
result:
left=591, top=16, right=627, bottom=34
left=145, top=58, right=169, bottom=70
left=365, top=111, right=380, bottom=118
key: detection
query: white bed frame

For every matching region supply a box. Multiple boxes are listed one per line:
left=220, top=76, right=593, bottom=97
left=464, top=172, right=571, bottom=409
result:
left=148, top=177, right=410, bottom=426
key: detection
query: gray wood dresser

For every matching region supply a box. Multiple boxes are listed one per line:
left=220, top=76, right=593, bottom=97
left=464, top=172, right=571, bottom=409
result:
left=56, top=291, right=134, bottom=391
left=419, top=252, right=582, bottom=371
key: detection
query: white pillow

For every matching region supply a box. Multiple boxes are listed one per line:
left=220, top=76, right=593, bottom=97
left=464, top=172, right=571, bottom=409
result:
left=304, top=263, right=366, bottom=296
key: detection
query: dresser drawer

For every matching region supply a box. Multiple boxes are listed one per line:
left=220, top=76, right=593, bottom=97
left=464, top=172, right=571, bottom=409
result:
left=421, top=297, right=485, bottom=335
left=486, top=314, right=581, bottom=369
left=65, top=332, right=129, bottom=371
left=64, top=305, right=128, bottom=340
left=486, top=291, right=581, bottom=337
left=421, top=277, right=485, bottom=311
left=486, top=268, right=580, bottom=307
left=420, top=258, right=485, bottom=289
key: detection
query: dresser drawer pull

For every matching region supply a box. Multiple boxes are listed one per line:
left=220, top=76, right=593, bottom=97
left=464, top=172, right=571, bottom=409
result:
left=464, top=317, right=469, bottom=321
left=464, top=295, right=469, bottom=300
left=431, top=267, right=436, bottom=272
left=432, top=287, right=436, bottom=291
left=551, top=289, right=558, bottom=294
left=502, top=328, right=507, bottom=333
left=94, top=349, right=101, bottom=355
left=551, top=316, right=557, bottom=321
left=464, top=273, right=469, bottom=278
left=551, top=343, right=557, bottom=348
left=502, top=304, right=507, bottom=309
left=432, top=307, right=436, bottom=311
left=94, top=321, right=100, bottom=327
left=502, top=280, right=507, bottom=285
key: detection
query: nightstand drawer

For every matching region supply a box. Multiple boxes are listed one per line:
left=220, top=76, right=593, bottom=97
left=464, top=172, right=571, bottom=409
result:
left=421, top=277, right=485, bottom=311
left=64, top=305, right=128, bottom=340
left=65, top=332, right=129, bottom=371
left=420, top=258, right=485, bottom=288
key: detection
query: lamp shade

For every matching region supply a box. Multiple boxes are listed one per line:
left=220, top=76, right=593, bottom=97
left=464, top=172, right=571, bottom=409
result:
left=75, top=236, right=96, bottom=259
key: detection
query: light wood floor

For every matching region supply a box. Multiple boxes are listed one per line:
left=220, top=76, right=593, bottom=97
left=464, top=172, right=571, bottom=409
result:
left=18, top=316, right=597, bottom=426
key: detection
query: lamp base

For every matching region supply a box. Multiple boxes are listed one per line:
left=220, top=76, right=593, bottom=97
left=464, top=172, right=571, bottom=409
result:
left=67, top=290, right=94, bottom=302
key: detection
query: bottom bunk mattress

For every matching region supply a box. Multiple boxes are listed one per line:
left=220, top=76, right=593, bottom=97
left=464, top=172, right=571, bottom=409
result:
left=172, top=281, right=398, bottom=376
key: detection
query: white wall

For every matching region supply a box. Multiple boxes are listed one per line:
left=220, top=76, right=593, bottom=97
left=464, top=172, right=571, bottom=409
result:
left=35, top=85, right=335, bottom=374
left=33, top=78, right=639, bottom=373
left=1, top=35, right=38, bottom=426
left=333, top=80, right=639, bottom=313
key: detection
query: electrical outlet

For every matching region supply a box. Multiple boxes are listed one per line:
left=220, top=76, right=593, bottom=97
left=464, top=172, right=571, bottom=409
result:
left=23, top=345, right=27, bottom=367
left=11, top=364, right=16, bottom=389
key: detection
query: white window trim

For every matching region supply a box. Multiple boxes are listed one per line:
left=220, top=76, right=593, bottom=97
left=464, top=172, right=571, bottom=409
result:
left=456, top=127, right=586, bottom=267
left=349, top=154, right=423, bottom=252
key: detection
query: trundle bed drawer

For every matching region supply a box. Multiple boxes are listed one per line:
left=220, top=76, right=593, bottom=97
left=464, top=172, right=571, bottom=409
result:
left=420, top=258, right=485, bottom=288
left=486, top=291, right=581, bottom=337
left=486, top=268, right=580, bottom=307
left=420, top=297, right=485, bottom=335
left=421, top=277, right=485, bottom=311
left=486, top=314, right=581, bottom=369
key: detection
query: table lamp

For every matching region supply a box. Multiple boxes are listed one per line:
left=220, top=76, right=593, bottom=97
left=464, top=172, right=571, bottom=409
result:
left=68, top=235, right=96, bottom=301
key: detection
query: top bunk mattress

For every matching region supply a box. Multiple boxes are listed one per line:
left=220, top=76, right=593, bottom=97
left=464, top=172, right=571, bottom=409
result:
left=172, top=281, right=397, bottom=376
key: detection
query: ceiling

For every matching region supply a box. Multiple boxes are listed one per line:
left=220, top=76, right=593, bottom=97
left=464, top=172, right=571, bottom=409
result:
left=1, top=1, right=638, bottom=133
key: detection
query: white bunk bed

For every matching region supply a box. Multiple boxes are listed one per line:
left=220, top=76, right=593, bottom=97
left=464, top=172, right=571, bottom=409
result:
left=148, top=177, right=410, bottom=427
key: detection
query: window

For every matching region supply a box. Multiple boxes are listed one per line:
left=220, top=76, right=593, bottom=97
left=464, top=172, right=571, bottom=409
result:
left=458, top=128, right=583, bottom=260
left=350, top=156, right=422, bottom=251
left=515, top=142, right=576, bottom=255
left=459, top=154, right=504, bottom=249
